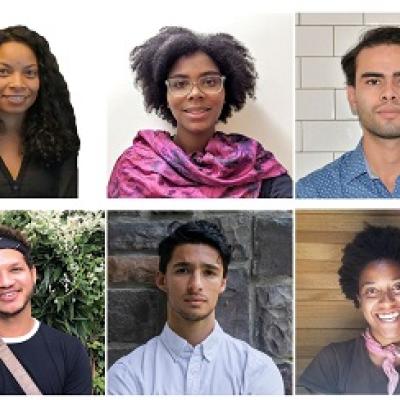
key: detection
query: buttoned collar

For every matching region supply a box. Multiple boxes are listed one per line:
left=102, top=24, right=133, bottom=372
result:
left=160, top=321, right=223, bottom=363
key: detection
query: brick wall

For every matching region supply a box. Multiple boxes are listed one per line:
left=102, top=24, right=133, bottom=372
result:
left=107, top=210, right=292, bottom=393
left=295, top=13, right=400, bottom=180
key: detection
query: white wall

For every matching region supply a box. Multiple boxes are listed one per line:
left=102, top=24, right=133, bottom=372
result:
left=296, top=13, right=400, bottom=180
left=107, top=12, right=294, bottom=178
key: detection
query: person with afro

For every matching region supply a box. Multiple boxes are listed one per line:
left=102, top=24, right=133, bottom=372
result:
left=299, top=225, right=400, bottom=394
left=107, top=27, right=291, bottom=198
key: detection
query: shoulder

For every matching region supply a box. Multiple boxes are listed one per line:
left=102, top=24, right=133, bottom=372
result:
left=296, top=151, right=354, bottom=198
left=299, top=338, right=358, bottom=394
left=221, top=332, right=284, bottom=394
left=39, top=323, right=87, bottom=358
left=107, top=336, right=159, bottom=394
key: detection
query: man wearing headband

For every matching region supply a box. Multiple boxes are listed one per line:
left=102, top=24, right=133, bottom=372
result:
left=0, top=225, right=92, bottom=394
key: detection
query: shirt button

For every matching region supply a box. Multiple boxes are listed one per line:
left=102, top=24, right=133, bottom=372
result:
left=12, top=184, right=19, bottom=191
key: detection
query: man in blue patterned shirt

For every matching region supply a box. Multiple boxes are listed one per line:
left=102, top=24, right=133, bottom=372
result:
left=297, top=27, right=400, bottom=198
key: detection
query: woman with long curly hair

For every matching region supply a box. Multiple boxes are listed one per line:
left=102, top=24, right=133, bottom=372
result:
left=0, top=25, right=79, bottom=198
left=107, top=27, right=291, bottom=198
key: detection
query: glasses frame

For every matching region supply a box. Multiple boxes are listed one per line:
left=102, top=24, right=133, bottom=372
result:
left=165, top=75, right=226, bottom=97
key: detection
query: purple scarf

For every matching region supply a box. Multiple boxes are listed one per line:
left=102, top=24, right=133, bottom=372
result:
left=363, top=329, right=400, bottom=394
left=108, top=130, right=287, bottom=198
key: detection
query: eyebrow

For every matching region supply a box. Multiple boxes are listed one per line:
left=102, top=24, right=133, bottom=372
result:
left=172, top=261, right=221, bottom=270
left=360, top=72, right=400, bottom=78
left=0, top=62, right=38, bottom=68
left=360, top=278, right=400, bottom=287
left=168, top=71, right=221, bottom=79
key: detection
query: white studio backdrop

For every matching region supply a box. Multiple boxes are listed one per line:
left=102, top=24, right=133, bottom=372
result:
left=106, top=12, right=294, bottom=179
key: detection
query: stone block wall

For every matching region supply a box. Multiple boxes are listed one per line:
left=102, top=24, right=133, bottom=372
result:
left=108, top=210, right=293, bottom=393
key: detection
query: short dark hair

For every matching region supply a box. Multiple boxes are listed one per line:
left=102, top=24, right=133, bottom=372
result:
left=130, top=26, right=257, bottom=126
left=342, top=26, right=400, bottom=86
left=0, top=224, right=33, bottom=268
left=158, top=220, right=231, bottom=277
left=338, top=224, right=400, bottom=307
left=0, top=25, right=80, bottom=164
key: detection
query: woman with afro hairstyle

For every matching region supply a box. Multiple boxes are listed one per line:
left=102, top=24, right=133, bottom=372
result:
left=108, top=26, right=291, bottom=198
left=0, top=25, right=79, bottom=198
left=299, top=225, right=400, bottom=395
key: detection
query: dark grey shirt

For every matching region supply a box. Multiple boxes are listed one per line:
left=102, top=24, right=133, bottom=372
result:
left=299, top=337, right=400, bottom=394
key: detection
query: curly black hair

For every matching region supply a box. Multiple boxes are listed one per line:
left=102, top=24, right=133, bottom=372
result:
left=342, top=26, right=400, bottom=87
left=0, top=25, right=79, bottom=164
left=158, top=220, right=232, bottom=277
left=130, top=26, right=257, bottom=126
left=338, top=224, right=400, bottom=308
left=0, top=224, right=33, bottom=267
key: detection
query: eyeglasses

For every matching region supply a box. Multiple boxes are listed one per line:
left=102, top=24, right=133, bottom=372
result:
left=165, top=75, right=226, bottom=97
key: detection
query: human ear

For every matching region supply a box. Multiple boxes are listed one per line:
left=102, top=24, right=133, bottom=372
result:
left=219, top=277, right=227, bottom=294
left=155, top=271, right=167, bottom=293
left=346, top=85, right=358, bottom=116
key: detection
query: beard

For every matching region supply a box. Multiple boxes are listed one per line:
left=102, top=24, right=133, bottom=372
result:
left=358, top=106, right=400, bottom=140
left=176, top=308, right=214, bottom=322
left=0, top=285, right=35, bottom=319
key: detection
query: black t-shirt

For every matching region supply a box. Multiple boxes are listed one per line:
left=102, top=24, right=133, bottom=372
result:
left=259, top=173, right=292, bottom=198
left=0, top=323, right=92, bottom=394
left=0, top=155, right=77, bottom=198
left=299, top=336, right=400, bottom=394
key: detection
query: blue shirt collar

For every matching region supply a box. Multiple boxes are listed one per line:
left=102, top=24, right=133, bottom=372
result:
left=344, top=140, right=378, bottom=184
left=160, top=321, right=222, bottom=362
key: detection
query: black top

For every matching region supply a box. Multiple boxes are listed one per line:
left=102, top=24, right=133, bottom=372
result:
left=0, top=323, right=92, bottom=394
left=299, top=336, right=400, bottom=394
left=0, top=155, right=77, bottom=198
left=259, top=173, right=292, bottom=198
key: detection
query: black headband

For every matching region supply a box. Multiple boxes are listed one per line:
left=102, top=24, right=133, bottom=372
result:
left=0, top=236, right=30, bottom=258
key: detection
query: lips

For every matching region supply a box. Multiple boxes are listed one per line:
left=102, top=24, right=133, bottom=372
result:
left=183, top=106, right=211, bottom=119
left=377, top=311, right=400, bottom=322
left=376, top=106, right=400, bottom=119
left=184, top=296, right=207, bottom=305
left=0, top=290, right=20, bottom=302
left=2, top=95, right=28, bottom=105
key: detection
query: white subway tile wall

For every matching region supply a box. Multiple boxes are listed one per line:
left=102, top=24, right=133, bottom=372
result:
left=295, top=13, right=399, bottom=180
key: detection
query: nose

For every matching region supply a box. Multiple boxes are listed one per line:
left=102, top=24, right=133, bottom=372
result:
left=380, top=80, right=399, bottom=102
left=187, top=270, right=203, bottom=292
left=379, top=288, right=396, bottom=305
left=0, top=272, right=15, bottom=288
left=8, top=72, right=25, bottom=90
left=187, top=82, right=204, bottom=99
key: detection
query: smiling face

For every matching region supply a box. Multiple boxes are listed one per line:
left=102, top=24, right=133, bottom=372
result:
left=347, top=44, right=400, bottom=140
left=0, top=41, right=40, bottom=119
left=358, top=259, right=400, bottom=345
left=0, top=248, right=36, bottom=318
left=166, top=51, right=225, bottom=141
left=156, top=243, right=226, bottom=325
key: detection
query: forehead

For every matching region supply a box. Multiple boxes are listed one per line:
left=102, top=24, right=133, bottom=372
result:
left=355, top=44, right=400, bottom=76
left=169, top=243, right=222, bottom=265
left=0, top=248, right=28, bottom=267
left=0, top=41, right=37, bottom=65
left=359, top=259, right=400, bottom=284
left=168, top=51, right=220, bottom=77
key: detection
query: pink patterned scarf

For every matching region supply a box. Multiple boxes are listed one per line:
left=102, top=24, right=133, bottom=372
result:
left=363, top=329, right=400, bottom=394
left=108, top=130, right=287, bottom=198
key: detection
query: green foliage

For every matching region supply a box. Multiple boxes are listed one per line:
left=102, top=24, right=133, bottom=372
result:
left=0, top=211, right=105, bottom=395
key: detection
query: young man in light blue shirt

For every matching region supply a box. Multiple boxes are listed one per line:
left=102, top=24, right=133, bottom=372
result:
left=297, top=27, right=400, bottom=198
left=107, top=220, right=284, bottom=395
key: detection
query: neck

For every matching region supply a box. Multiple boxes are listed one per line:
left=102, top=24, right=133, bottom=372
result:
left=0, top=113, right=24, bottom=136
left=174, top=126, right=215, bottom=154
left=167, top=310, right=216, bottom=347
left=0, top=306, right=34, bottom=338
left=363, top=133, right=400, bottom=193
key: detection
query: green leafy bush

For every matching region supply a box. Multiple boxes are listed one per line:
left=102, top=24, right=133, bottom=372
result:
left=0, top=211, right=105, bottom=395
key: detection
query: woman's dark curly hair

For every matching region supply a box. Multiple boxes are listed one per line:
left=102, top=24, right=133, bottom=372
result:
left=0, top=25, right=79, bottom=164
left=338, top=224, right=400, bottom=308
left=130, top=26, right=258, bottom=126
